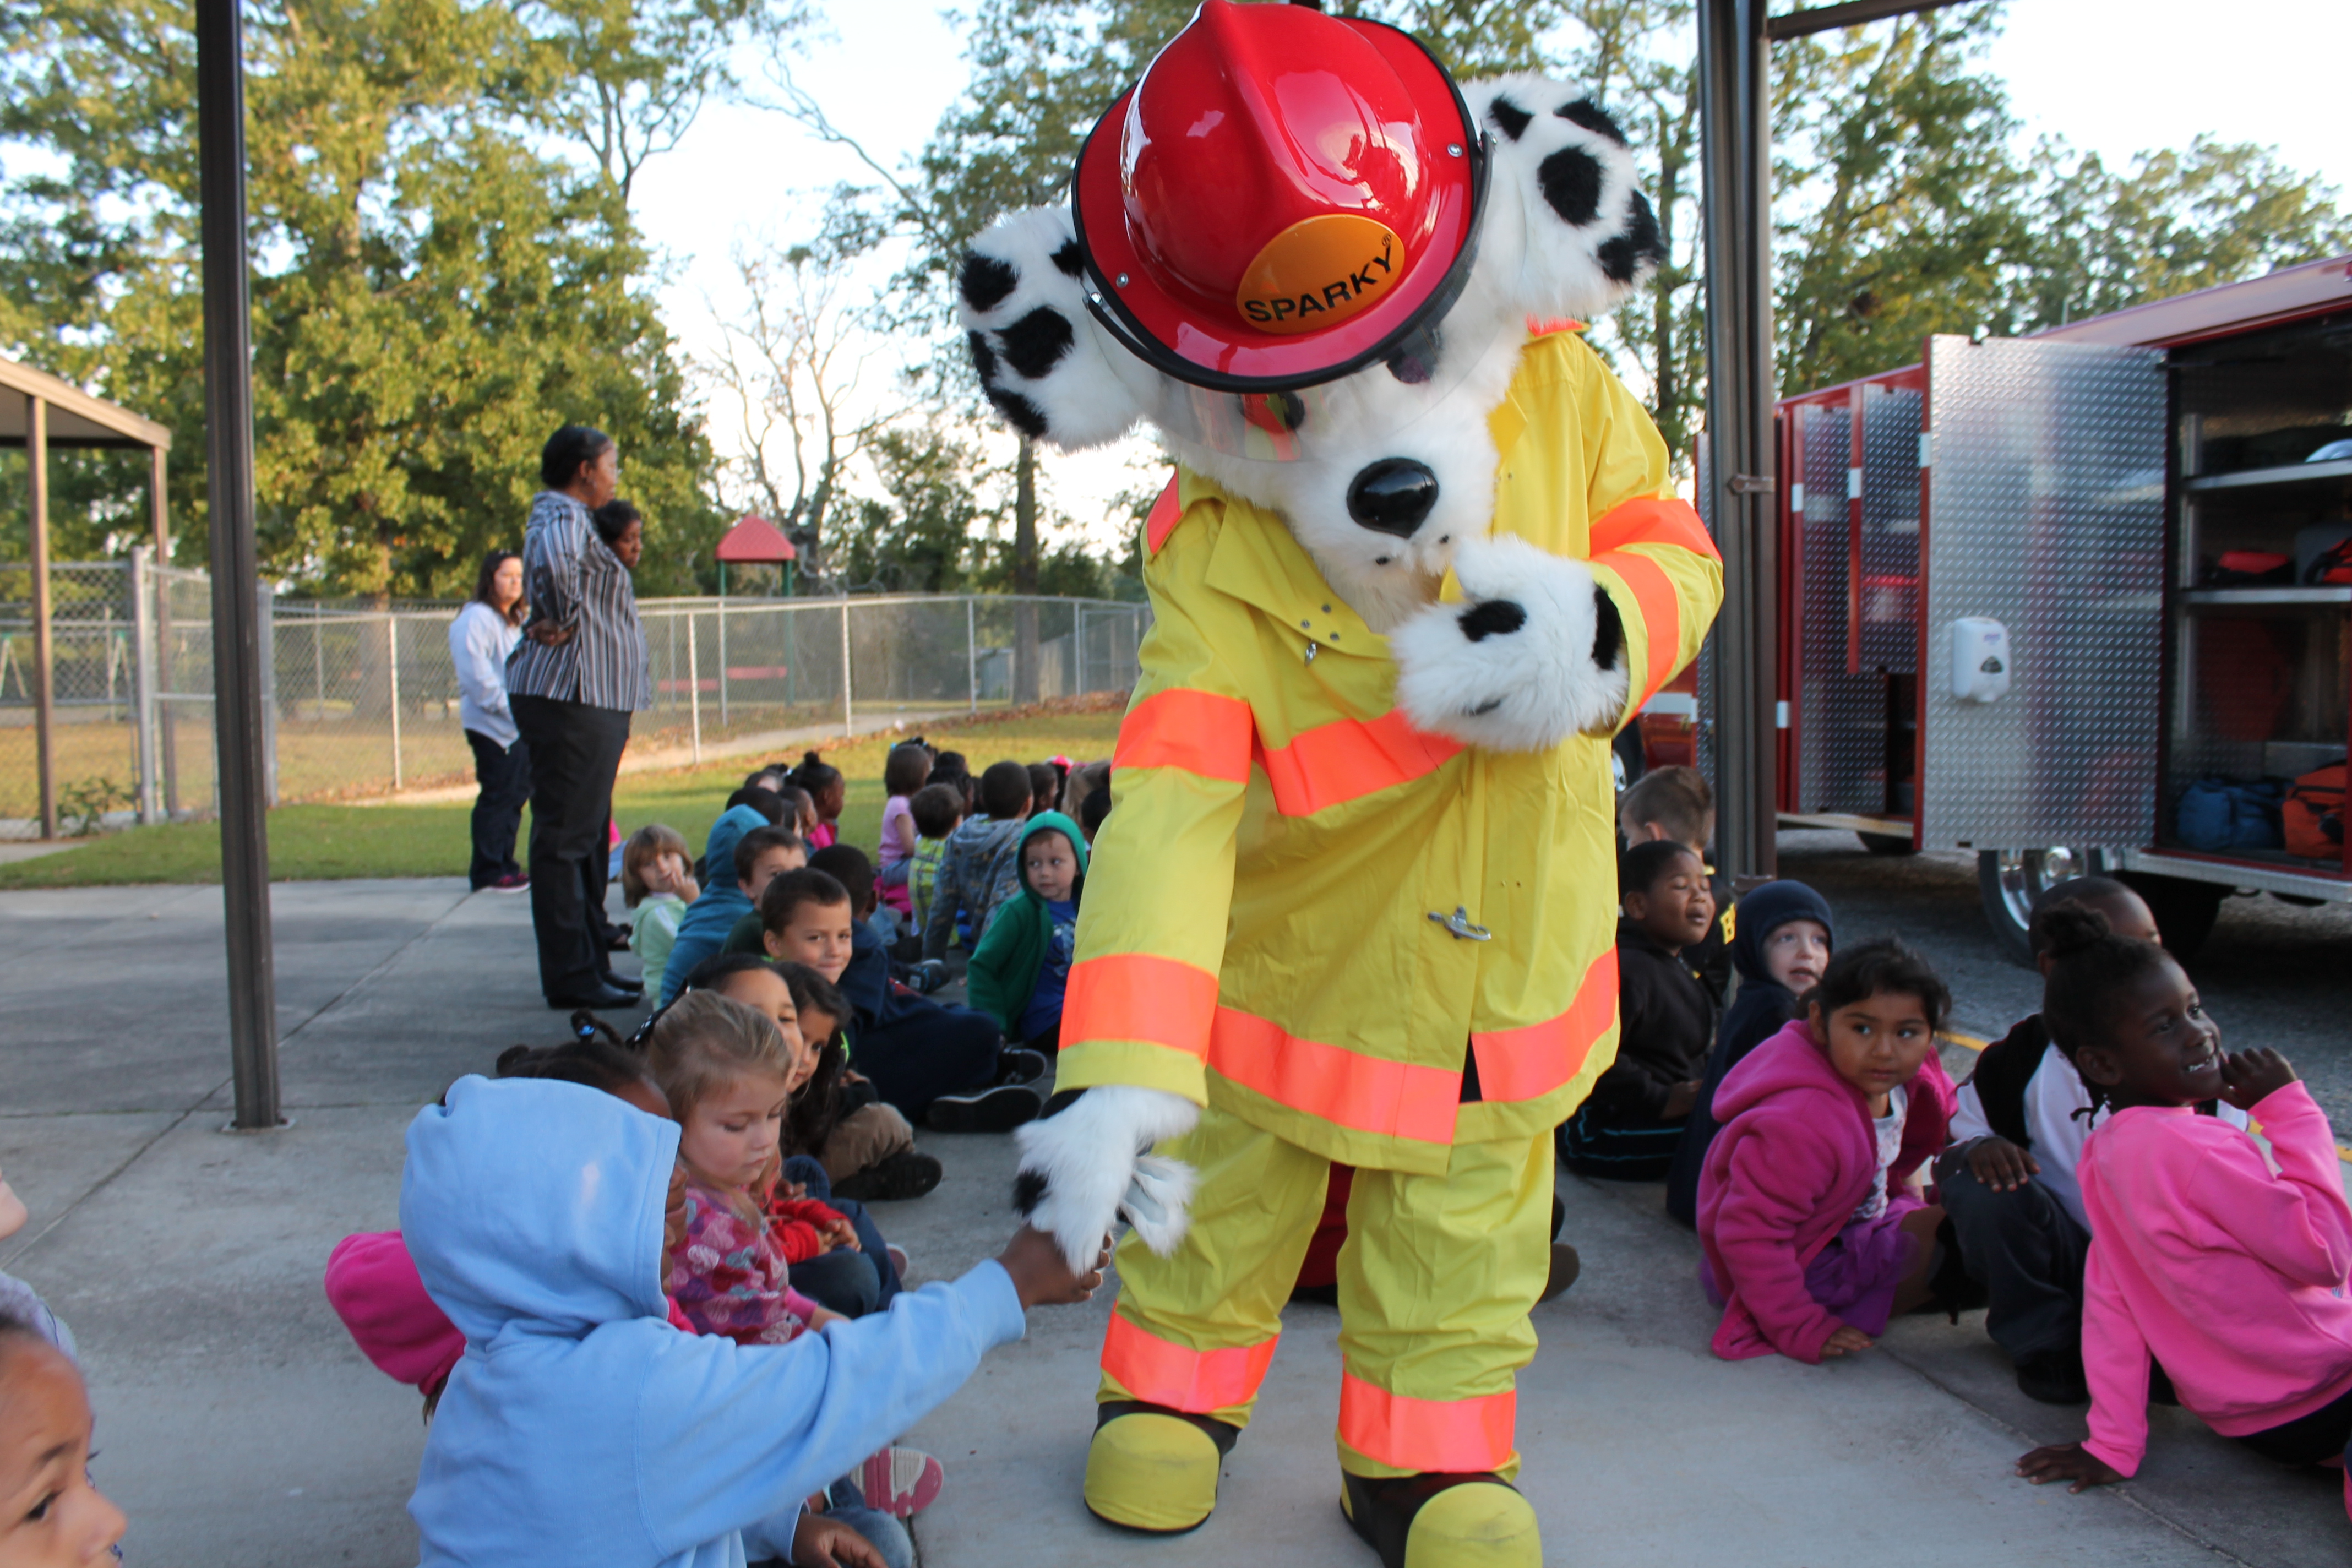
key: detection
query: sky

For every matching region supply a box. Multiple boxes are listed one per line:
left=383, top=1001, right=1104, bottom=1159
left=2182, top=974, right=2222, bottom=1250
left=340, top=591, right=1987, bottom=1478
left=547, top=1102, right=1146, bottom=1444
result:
left=629, top=1, right=2352, bottom=551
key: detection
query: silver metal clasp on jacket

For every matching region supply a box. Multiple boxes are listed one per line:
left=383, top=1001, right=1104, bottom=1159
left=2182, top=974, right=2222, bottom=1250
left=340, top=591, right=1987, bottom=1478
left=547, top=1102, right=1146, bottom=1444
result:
left=1428, top=906, right=1491, bottom=941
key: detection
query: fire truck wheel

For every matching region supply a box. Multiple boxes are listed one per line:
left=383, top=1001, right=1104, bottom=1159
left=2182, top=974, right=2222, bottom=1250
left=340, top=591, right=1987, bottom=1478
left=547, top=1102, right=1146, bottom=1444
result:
left=2115, top=873, right=2227, bottom=965
left=1977, top=847, right=2108, bottom=967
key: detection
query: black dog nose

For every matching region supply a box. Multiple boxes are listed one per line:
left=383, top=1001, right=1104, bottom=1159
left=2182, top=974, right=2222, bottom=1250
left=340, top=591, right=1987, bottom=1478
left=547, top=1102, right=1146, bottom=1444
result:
left=1347, top=459, right=1438, bottom=539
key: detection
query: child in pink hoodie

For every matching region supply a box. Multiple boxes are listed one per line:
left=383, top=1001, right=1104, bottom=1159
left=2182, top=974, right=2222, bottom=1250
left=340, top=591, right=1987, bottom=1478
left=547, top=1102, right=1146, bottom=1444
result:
left=1697, top=938, right=1956, bottom=1363
left=2016, top=904, right=2352, bottom=1513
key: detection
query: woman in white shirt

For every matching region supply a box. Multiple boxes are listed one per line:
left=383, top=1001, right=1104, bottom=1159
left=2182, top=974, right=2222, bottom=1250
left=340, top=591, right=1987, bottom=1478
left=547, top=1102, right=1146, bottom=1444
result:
left=449, top=552, right=530, bottom=891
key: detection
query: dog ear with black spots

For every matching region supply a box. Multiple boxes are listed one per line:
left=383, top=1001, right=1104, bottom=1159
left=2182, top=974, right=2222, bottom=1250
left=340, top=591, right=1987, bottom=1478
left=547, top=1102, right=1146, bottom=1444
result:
left=1462, top=74, right=1667, bottom=325
left=957, top=206, right=1147, bottom=451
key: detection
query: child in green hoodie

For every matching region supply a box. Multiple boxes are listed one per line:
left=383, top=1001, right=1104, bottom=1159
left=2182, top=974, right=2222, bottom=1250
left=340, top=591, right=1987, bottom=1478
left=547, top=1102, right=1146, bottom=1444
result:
left=966, top=811, right=1087, bottom=1054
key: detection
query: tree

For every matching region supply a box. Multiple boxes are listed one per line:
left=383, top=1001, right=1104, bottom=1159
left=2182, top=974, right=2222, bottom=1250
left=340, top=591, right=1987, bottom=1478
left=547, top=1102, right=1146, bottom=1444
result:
left=702, top=241, right=905, bottom=587
left=0, top=0, right=738, bottom=595
left=834, top=422, right=1001, bottom=594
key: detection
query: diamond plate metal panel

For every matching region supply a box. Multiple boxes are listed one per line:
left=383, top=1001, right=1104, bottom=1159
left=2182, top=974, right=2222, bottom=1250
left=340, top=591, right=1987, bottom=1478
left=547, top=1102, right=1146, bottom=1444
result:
left=1860, top=384, right=1922, bottom=671
left=1795, top=399, right=1886, bottom=813
left=1920, top=336, right=2167, bottom=849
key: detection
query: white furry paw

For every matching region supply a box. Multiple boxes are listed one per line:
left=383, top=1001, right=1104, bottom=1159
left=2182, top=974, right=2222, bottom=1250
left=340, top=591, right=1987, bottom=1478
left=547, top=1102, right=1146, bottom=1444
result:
left=1012, top=1085, right=1200, bottom=1273
left=957, top=207, right=1143, bottom=452
left=1390, top=534, right=1630, bottom=752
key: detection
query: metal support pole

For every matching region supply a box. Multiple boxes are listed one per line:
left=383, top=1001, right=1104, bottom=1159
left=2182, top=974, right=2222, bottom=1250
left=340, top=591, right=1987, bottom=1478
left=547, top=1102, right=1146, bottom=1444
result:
left=839, top=598, right=853, bottom=738
left=26, top=395, right=56, bottom=839
left=716, top=591, right=728, bottom=728
left=687, top=609, right=703, bottom=764
left=1075, top=603, right=1086, bottom=696
left=966, top=597, right=977, bottom=713
left=197, top=0, right=280, bottom=1129
left=1698, top=0, right=1780, bottom=883
left=386, top=614, right=402, bottom=790
left=258, top=580, right=277, bottom=805
left=130, top=547, right=159, bottom=824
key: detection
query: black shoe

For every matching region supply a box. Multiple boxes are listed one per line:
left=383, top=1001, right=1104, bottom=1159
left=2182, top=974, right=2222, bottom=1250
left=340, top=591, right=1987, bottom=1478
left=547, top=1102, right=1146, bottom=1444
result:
left=926, top=1083, right=1043, bottom=1133
left=831, top=1150, right=945, bottom=1204
left=1539, top=1242, right=1581, bottom=1302
left=1340, top=1471, right=1533, bottom=1568
left=598, top=972, right=645, bottom=998
left=547, top=981, right=641, bottom=1011
left=997, top=1048, right=1049, bottom=1086
left=2015, top=1350, right=2089, bottom=1405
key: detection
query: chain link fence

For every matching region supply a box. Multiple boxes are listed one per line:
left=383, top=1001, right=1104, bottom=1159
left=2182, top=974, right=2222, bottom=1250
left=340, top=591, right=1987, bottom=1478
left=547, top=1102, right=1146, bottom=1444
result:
left=0, top=563, right=1147, bottom=832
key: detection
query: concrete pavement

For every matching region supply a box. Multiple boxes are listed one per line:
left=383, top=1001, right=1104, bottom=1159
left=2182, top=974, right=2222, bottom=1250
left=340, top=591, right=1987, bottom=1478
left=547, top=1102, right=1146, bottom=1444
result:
left=1, top=858, right=2345, bottom=1566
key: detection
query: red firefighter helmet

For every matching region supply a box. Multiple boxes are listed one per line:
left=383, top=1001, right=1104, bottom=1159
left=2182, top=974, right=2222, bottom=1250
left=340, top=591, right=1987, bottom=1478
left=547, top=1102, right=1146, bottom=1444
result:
left=1071, top=0, right=1487, bottom=393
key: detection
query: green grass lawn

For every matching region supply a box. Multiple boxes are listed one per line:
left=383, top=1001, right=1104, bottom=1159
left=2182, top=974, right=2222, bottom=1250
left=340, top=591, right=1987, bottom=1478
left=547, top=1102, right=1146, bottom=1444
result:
left=0, top=710, right=1125, bottom=889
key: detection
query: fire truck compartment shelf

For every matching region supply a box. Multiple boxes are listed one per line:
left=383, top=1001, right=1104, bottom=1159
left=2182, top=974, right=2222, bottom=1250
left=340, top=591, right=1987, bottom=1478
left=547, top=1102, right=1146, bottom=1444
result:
left=2116, top=848, right=2352, bottom=901
left=2183, top=458, right=2352, bottom=494
left=1778, top=812, right=1914, bottom=837
left=2181, top=587, right=2352, bottom=607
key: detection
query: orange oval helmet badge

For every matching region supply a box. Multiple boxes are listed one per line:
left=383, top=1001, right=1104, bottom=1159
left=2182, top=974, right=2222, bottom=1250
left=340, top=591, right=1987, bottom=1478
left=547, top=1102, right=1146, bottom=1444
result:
left=1234, top=214, right=1403, bottom=335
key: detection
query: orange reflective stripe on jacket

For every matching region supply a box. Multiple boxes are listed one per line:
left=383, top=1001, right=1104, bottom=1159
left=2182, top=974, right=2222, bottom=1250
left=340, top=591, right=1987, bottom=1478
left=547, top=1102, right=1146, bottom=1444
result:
left=1114, top=687, right=1254, bottom=782
left=1468, top=948, right=1618, bottom=1104
left=1596, top=547, right=1682, bottom=706
left=1101, top=1310, right=1279, bottom=1412
left=1337, top=1373, right=1516, bottom=1472
left=1588, top=495, right=1717, bottom=562
left=1256, top=708, right=1463, bottom=818
left=1207, top=1009, right=1460, bottom=1146
left=1062, top=952, right=1220, bottom=1061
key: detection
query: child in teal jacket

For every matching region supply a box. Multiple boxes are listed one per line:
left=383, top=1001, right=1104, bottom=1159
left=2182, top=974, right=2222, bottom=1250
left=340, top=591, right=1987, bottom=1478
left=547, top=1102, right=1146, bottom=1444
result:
left=965, top=811, right=1087, bottom=1052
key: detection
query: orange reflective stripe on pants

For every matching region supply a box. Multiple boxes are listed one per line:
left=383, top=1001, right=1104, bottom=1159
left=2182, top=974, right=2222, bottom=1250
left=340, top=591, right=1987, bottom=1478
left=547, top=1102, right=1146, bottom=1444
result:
left=1114, top=687, right=1254, bottom=782
left=1468, top=947, right=1618, bottom=1104
left=1207, top=1007, right=1460, bottom=1147
left=1101, top=1308, right=1281, bottom=1412
left=1063, top=952, right=1219, bottom=1061
left=1337, top=1374, right=1518, bottom=1474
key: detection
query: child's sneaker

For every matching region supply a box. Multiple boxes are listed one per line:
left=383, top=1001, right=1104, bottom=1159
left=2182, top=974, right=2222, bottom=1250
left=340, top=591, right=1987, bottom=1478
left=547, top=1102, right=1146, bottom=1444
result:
left=996, top=1048, right=1049, bottom=1086
left=859, top=1446, right=945, bottom=1518
left=926, top=1082, right=1043, bottom=1133
left=830, top=1149, right=944, bottom=1203
left=886, top=1244, right=910, bottom=1277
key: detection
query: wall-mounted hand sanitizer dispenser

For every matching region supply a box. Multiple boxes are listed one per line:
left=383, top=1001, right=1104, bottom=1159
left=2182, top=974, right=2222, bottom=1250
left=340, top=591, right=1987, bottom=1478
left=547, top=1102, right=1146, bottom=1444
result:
left=1950, top=618, right=2010, bottom=703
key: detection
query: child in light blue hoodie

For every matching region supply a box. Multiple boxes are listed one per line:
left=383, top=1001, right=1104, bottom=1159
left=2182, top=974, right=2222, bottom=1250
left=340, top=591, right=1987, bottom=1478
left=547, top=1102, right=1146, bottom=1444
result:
left=400, top=1075, right=1103, bottom=1568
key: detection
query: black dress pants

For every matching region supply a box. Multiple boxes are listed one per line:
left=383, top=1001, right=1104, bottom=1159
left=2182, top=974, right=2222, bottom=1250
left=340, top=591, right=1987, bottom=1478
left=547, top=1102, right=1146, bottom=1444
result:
left=462, top=729, right=530, bottom=889
left=511, top=694, right=631, bottom=1000
left=1939, top=1161, right=2090, bottom=1360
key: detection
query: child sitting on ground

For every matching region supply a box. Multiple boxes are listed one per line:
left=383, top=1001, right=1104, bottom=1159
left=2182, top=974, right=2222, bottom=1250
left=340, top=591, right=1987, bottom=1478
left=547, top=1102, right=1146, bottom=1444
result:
left=659, top=810, right=802, bottom=1005
left=1943, top=878, right=2247, bottom=1406
left=0, top=1309, right=124, bottom=1560
left=620, top=825, right=699, bottom=993
left=788, top=752, right=846, bottom=850
left=1698, top=937, right=1957, bottom=1363
left=967, top=811, right=1087, bottom=1054
left=2012, top=906, right=2352, bottom=1507
left=665, top=966, right=897, bottom=1321
left=1559, top=839, right=1718, bottom=1180
left=401, top=1056, right=1104, bottom=1567
left=876, top=744, right=932, bottom=922
left=1026, top=761, right=1063, bottom=819
left=1619, top=765, right=1736, bottom=1004
left=777, top=856, right=1045, bottom=1133
left=906, top=782, right=964, bottom=948
left=1665, top=879, right=1836, bottom=1227
left=922, top=761, right=1032, bottom=961
left=776, top=961, right=943, bottom=1202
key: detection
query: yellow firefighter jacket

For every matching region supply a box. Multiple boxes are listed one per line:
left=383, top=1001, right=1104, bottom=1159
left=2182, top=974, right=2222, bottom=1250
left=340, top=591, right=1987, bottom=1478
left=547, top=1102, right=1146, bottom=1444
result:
left=1059, top=329, right=1723, bottom=1174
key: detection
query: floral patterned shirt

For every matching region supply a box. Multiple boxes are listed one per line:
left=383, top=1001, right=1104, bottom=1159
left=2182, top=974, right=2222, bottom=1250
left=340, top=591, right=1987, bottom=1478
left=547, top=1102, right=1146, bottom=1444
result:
left=667, top=1182, right=819, bottom=1347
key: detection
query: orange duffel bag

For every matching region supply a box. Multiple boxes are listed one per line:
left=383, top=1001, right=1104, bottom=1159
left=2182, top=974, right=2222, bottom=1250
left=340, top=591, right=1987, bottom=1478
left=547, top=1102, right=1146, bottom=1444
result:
left=2283, top=763, right=2345, bottom=860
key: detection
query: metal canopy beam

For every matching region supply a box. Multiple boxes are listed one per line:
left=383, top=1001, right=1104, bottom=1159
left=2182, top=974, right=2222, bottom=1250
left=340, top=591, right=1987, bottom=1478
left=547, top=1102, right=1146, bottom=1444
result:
left=195, top=0, right=281, bottom=1130
left=1698, top=0, right=1779, bottom=883
left=1767, top=0, right=1972, bottom=38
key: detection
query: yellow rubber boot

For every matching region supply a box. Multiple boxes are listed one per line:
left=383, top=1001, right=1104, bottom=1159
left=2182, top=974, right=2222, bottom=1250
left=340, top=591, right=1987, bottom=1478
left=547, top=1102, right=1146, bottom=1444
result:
left=1083, top=1404, right=1237, bottom=1533
left=1341, top=1473, right=1542, bottom=1568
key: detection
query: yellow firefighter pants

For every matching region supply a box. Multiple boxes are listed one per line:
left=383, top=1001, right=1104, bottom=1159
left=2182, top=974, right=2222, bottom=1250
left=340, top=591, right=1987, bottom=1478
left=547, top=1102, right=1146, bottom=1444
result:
left=1096, top=1103, right=1551, bottom=1478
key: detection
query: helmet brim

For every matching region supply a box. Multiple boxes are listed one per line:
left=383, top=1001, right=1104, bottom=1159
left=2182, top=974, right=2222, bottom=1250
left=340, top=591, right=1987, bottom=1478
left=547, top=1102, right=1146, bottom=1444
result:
left=1070, top=19, right=1488, bottom=395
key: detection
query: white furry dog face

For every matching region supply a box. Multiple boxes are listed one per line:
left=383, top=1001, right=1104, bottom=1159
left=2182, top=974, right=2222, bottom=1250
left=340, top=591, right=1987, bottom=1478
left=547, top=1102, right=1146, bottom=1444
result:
left=958, top=75, right=1664, bottom=631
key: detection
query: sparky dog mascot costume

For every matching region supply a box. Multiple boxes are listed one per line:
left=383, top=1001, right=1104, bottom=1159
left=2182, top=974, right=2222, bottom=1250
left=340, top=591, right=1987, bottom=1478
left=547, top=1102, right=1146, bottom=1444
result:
left=964, top=4, right=1721, bottom=1562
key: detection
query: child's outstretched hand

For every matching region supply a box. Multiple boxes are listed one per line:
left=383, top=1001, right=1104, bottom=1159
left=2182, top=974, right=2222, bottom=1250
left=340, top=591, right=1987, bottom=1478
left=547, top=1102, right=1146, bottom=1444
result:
left=997, top=1224, right=1108, bottom=1308
left=791, top=1509, right=888, bottom=1568
left=2219, top=1048, right=2297, bottom=1113
left=819, top=1216, right=860, bottom=1252
left=2016, top=1441, right=2123, bottom=1493
left=1964, top=1136, right=2040, bottom=1191
left=1662, top=1079, right=1703, bottom=1120
left=1820, top=1325, right=1874, bottom=1358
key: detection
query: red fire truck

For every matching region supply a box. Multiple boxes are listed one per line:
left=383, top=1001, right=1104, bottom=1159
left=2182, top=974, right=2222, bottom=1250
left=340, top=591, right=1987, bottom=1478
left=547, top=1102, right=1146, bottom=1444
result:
left=1663, top=253, right=2352, bottom=963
